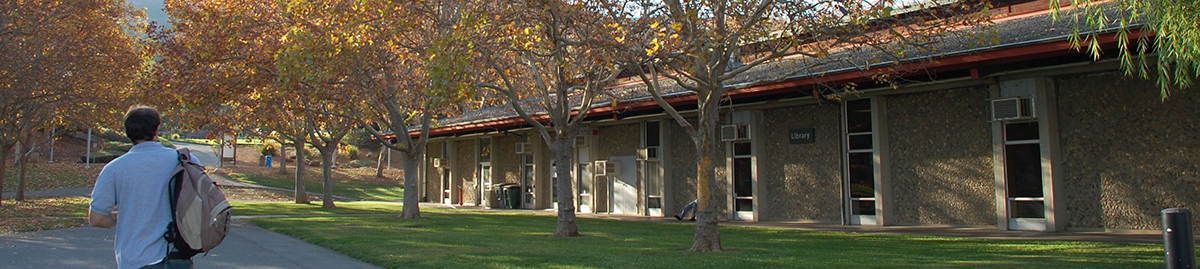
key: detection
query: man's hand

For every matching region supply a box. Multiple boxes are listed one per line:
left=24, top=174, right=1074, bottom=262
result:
left=88, top=209, right=116, bottom=228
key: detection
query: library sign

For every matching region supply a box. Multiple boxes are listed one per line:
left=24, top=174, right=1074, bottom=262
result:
left=789, top=128, right=815, bottom=144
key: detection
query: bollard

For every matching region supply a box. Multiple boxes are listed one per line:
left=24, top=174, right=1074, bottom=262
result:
left=1163, top=208, right=1195, bottom=269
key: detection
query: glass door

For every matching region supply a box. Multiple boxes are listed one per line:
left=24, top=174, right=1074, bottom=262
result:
left=643, top=121, right=663, bottom=216
left=480, top=164, right=492, bottom=207
left=731, top=141, right=754, bottom=220
left=844, top=99, right=878, bottom=225
left=522, top=155, right=534, bottom=209
left=576, top=144, right=592, bottom=213
left=1004, top=121, right=1045, bottom=230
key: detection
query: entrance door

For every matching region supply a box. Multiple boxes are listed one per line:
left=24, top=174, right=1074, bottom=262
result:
left=731, top=141, right=754, bottom=221
left=522, top=155, right=534, bottom=209
left=844, top=99, right=878, bottom=225
left=442, top=168, right=451, bottom=204
left=479, top=164, right=492, bottom=207
left=1003, top=121, right=1046, bottom=230
left=577, top=144, right=592, bottom=213
left=610, top=156, right=638, bottom=215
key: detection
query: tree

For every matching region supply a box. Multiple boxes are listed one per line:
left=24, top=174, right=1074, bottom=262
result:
left=476, top=0, right=624, bottom=237
left=1054, top=0, right=1200, bottom=98
left=1, top=0, right=147, bottom=204
left=347, top=0, right=491, bottom=219
left=155, top=0, right=362, bottom=208
left=615, top=0, right=989, bottom=251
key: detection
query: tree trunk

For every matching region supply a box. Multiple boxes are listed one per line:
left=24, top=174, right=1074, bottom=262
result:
left=691, top=93, right=724, bottom=252
left=320, top=144, right=336, bottom=209
left=376, top=147, right=386, bottom=178
left=690, top=93, right=724, bottom=252
left=278, top=141, right=288, bottom=174
left=399, top=150, right=421, bottom=219
left=0, top=145, right=10, bottom=206
left=551, top=137, right=579, bottom=237
left=293, top=143, right=309, bottom=204
left=15, top=142, right=26, bottom=201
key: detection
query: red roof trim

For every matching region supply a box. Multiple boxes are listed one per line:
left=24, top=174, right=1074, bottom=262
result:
left=414, top=29, right=1145, bottom=138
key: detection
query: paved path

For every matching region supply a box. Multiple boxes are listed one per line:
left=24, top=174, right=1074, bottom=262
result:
left=175, top=142, right=362, bottom=201
left=1, top=141, right=380, bottom=268
left=0, top=220, right=382, bottom=269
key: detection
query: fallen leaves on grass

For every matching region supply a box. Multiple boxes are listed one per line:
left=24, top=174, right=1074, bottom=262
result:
left=1, top=162, right=100, bottom=192
left=222, top=186, right=321, bottom=202
left=0, top=197, right=90, bottom=234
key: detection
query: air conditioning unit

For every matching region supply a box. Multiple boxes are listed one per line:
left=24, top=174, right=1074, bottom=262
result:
left=637, top=147, right=659, bottom=160
left=515, top=142, right=533, bottom=154
left=721, top=124, right=751, bottom=142
left=991, top=97, right=1035, bottom=121
left=574, top=135, right=587, bottom=147
left=431, top=158, right=442, bottom=168
left=594, top=160, right=608, bottom=176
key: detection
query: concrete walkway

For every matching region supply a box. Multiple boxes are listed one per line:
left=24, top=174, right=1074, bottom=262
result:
left=0, top=220, right=381, bottom=269
left=0, top=141, right=381, bottom=268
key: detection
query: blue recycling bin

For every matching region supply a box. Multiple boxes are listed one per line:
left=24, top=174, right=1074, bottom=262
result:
left=265, top=155, right=273, bottom=167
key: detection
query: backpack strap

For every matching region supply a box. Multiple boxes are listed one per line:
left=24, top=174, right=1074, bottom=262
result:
left=164, top=148, right=189, bottom=258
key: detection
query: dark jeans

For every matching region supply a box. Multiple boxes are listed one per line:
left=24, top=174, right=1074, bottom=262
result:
left=679, top=200, right=698, bottom=218
left=139, top=259, right=193, bottom=269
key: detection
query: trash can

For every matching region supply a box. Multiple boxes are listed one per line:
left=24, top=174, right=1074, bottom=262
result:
left=265, top=155, right=273, bottom=167
left=504, top=184, right=521, bottom=209
left=486, top=185, right=500, bottom=209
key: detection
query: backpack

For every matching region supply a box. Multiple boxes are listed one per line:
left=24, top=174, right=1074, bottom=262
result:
left=165, top=148, right=233, bottom=259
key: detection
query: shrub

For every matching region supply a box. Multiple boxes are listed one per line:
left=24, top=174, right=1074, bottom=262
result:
left=101, top=141, right=132, bottom=152
left=169, top=133, right=181, bottom=140
left=96, top=129, right=132, bottom=143
left=159, top=138, right=175, bottom=148
left=343, top=144, right=360, bottom=160
left=261, top=142, right=281, bottom=156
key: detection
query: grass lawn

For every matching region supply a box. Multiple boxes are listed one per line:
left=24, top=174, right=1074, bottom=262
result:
left=0, top=197, right=89, bottom=234
left=248, top=212, right=1169, bottom=269
left=222, top=170, right=405, bottom=201
left=231, top=201, right=450, bottom=216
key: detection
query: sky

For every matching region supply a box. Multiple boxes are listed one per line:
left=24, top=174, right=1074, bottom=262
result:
left=129, top=0, right=170, bottom=27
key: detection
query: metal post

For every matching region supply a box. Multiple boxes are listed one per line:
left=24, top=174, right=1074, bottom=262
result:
left=48, top=128, right=55, bottom=163
left=85, top=129, right=92, bottom=169
left=1163, top=208, right=1196, bottom=269
left=387, top=148, right=392, bottom=170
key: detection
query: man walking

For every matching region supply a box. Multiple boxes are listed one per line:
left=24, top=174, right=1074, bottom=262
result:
left=89, top=106, right=198, bottom=269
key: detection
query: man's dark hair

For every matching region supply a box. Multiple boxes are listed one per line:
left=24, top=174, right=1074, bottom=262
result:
left=124, top=106, right=161, bottom=142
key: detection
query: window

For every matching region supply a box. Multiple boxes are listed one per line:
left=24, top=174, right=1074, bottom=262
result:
left=478, top=138, right=491, bottom=163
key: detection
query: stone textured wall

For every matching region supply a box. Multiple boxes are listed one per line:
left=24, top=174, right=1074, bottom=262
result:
left=454, top=139, right=478, bottom=205
left=666, top=120, right=698, bottom=214
left=494, top=135, right=520, bottom=185
left=661, top=118, right=732, bottom=218
left=598, top=123, right=640, bottom=158
left=425, top=141, right=444, bottom=203
left=760, top=104, right=843, bottom=222
left=1056, top=73, right=1200, bottom=231
left=887, top=88, right=996, bottom=226
left=597, top=123, right=641, bottom=213
left=534, top=136, right=553, bottom=209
